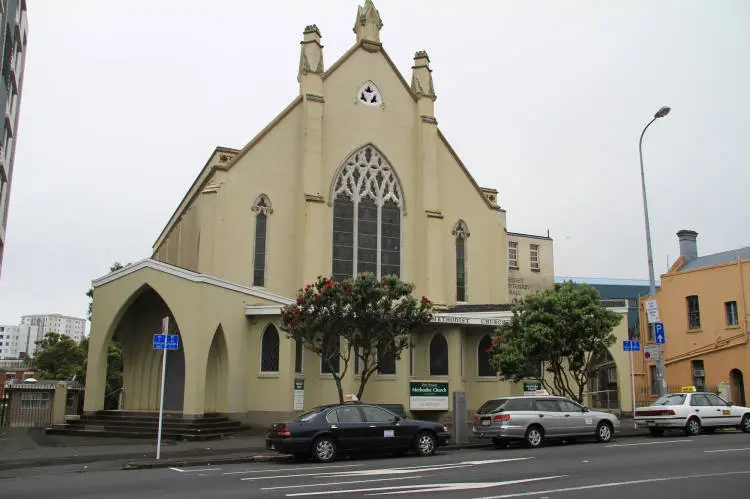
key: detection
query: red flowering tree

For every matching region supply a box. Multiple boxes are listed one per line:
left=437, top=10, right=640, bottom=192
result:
left=486, top=281, right=621, bottom=403
left=280, top=273, right=433, bottom=404
left=348, top=274, right=433, bottom=401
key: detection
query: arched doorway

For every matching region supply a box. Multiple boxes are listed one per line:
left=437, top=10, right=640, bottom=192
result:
left=111, top=286, right=185, bottom=413
left=589, top=349, right=619, bottom=410
left=731, top=369, right=746, bottom=406
left=204, top=326, right=228, bottom=414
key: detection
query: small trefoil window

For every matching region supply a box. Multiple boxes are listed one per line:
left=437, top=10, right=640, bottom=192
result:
left=357, top=81, right=382, bottom=106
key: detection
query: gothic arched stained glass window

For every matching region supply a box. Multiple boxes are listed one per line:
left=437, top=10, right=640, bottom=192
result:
left=252, top=194, right=273, bottom=287
left=332, top=145, right=403, bottom=282
left=453, top=220, right=470, bottom=302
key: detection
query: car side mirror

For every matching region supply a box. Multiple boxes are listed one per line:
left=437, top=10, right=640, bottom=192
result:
left=392, top=416, right=401, bottom=422
left=583, top=407, right=590, bottom=412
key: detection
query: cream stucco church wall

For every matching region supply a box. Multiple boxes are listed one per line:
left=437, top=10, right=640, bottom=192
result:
left=85, top=1, right=560, bottom=425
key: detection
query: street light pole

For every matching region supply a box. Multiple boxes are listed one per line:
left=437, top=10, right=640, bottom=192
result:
left=638, top=105, right=670, bottom=397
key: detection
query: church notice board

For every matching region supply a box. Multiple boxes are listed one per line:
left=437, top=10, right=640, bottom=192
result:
left=409, top=382, right=449, bottom=410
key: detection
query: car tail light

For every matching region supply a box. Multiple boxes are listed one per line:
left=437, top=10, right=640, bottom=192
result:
left=272, top=423, right=291, bottom=437
left=473, top=416, right=480, bottom=423
left=493, top=414, right=511, bottom=422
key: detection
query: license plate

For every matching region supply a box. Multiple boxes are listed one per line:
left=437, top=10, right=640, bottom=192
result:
left=481, top=420, right=491, bottom=426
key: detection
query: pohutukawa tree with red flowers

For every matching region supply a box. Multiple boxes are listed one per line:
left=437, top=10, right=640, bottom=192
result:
left=280, top=273, right=433, bottom=404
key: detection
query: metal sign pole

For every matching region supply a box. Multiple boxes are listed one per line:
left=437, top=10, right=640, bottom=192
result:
left=630, top=348, right=637, bottom=428
left=156, top=317, right=169, bottom=460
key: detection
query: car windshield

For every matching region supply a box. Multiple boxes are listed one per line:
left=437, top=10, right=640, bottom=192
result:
left=652, top=394, right=687, bottom=406
left=478, top=398, right=509, bottom=414
left=295, top=408, right=325, bottom=422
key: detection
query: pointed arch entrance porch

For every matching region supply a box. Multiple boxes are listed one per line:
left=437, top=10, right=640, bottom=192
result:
left=84, top=259, right=294, bottom=417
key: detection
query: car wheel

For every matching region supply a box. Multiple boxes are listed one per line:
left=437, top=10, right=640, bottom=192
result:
left=684, top=417, right=701, bottom=436
left=596, top=421, right=613, bottom=443
left=525, top=425, right=544, bottom=448
left=741, top=414, right=750, bottom=433
left=311, top=436, right=337, bottom=463
left=493, top=437, right=509, bottom=449
left=649, top=427, right=665, bottom=437
left=413, top=431, right=437, bottom=457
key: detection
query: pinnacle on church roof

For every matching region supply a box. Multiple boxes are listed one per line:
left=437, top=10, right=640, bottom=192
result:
left=414, top=50, right=429, bottom=60
left=354, top=0, right=383, bottom=43
left=304, top=24, right=320, bottom=35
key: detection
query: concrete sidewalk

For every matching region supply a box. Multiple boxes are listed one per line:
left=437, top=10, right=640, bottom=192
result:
left=0, top=419, right=650, bottom=471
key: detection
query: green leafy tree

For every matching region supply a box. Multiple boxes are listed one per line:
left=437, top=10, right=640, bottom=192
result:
left=348, top=274, right=433, bottom=400
left=280, top=273, right=433, bottom=404
left=488, top=281, right=622, bottom=403
left=32, top=333, right=86, bottom=380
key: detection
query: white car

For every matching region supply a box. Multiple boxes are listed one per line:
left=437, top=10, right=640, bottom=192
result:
left=634, top=391, right=750, bottom=436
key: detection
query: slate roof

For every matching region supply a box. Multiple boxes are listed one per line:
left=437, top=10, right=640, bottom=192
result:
left=680, top=247, right=750, bottom=271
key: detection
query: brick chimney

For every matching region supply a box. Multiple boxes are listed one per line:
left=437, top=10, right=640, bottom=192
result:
left=677, top=229, right=698, bottom=262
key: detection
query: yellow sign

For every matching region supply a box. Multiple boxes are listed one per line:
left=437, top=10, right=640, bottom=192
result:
left=680, top=386, right=697, bottom=393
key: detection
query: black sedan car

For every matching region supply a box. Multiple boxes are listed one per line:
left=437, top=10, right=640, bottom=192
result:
left=265, top=402, right=451, bottom=462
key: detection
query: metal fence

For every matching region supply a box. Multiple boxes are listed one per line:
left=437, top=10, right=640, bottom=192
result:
left=585, top=389, right=620, bottom=410
left=66, top=382, right=85, bottom=415
left=0, top=381, right=85, bottom=428
left=2, top=384, right=55, bottom=428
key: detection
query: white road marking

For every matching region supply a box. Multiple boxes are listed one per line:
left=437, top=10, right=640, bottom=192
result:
left=241, top=457, right=533, bottom=481
left=262, top=475, right=428, bottom=490
left=242, top=465, right=472, bottom=481
left=606, top=439, right=688, bottom=447
left=704, top=447, right=750, bottom=453
left=285, top=475, right=567, bottom=497
left=168, top=467, right=221, bottom=473
left=224, top=463, right=363, bottom=475
left=474, top=470, right=750, bottom=499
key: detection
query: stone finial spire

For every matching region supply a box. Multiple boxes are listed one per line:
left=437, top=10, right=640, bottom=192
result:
left=353, top=0, right=383, bottom=44
left=411, top=50, right=436, bottom=101
left=298, top=24, right=324, bottom=83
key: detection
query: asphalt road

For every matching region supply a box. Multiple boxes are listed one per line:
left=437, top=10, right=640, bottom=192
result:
left=2, top=432, right=750, bottom=498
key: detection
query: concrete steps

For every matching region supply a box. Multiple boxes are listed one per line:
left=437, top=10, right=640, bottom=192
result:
left=46, top=411, right=250, bottom=441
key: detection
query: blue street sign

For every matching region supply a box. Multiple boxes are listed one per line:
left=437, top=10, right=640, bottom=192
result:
left=654, top=322, right=666, bottom=345
left=623, top=340, right=641, bottom=352
left=166, top=334, right=179, bottom=350
left=153, top=334, right=179, bottom=350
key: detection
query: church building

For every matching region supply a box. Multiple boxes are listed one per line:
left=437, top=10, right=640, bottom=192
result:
left=84, top=1, right=559, bottom=426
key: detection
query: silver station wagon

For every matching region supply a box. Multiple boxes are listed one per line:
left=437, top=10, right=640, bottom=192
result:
left=472, top=395, right=621, bottom=448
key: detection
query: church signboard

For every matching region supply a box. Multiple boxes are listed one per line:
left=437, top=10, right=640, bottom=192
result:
left=409, top=382, right=449, bottom=410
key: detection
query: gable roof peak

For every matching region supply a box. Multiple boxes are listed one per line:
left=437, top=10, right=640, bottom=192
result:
left=354, top=0, right=383, bottom=44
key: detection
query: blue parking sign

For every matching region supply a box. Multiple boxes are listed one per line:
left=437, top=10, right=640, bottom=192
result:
left=654, top=322, right=666, bottom=345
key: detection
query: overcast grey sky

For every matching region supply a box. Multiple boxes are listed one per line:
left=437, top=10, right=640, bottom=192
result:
left=1, top=0, right=748, bottom=327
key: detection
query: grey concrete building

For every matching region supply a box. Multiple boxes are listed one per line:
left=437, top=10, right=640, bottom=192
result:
left=0, top=0, right=28, bottom=278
